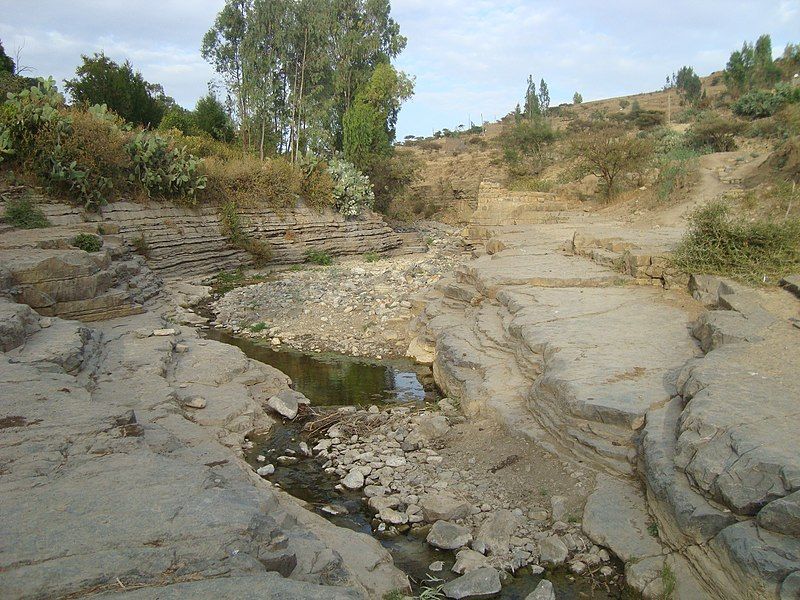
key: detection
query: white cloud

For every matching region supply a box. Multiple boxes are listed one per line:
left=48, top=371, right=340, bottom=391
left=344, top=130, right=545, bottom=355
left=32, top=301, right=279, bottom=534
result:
left=1, top=1, right=799, bottom=136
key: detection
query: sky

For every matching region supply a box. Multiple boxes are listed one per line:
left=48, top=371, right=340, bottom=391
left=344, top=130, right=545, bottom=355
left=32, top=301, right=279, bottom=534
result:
left=1, top=0, right=799, bottom=139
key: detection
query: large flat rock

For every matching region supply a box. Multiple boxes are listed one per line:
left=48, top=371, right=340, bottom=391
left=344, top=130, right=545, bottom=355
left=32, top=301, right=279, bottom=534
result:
left=0, top=308, right=407, bottom=599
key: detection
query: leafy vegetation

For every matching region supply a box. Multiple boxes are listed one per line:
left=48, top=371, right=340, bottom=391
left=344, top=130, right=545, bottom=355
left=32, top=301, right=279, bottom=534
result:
left=686, top=115, right=743, bottom=152
left=305, top=248, right=333, bottom=265
left=64, top=53, right=171, bottom=127
left=127, top=130, right=207, bottom=200
left=570, top=127, right=654, bottom=199
left=219, top=200, right=273, bottom=265
left=732, top=83, right=800, bottom=119
left=656, top=146, right=699, bottom=202
left=500, top=117, right=556, bottom=178
left=72, top=233, right=103, bottom=252
left=202, top=0, right=408, bottom=159
left=672, top=203, right=800, bottom=284
left=3, top=195, right=50, bottom=228
left=724, top=34, right=782, bottom=97
left=363, top=250, right=380, bottom=262
left=328, top=157, right=375, bottom=217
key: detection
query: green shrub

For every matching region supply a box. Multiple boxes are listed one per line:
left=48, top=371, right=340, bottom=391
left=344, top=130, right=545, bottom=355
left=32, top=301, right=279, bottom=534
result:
left=687, top=115, right=743, bottom=152
left=3, top=196, right=50, bottom=228
left=732, top=83, right=800, bottom=119
left=499, top=117, right=556, bottom=177
left=305, top=248, right=333, bottom=265
left=72, top=233, right=103, bottom=252
left=249, top=321, right=268, bottom=333
left=672, top=203, right=800, bottom=284
left=363, top=251, right=380, bottom=262
left=507, top=177, right=553, bottom=192
left=632, top=110, right=666, bottom=129
left=218, top=201, right=272, bottom=266
left=656, top=147, right=700, bottom=201
left=43, top=109, right=132, bottom=209
left=127, top=131, right=206, bottom=202
left=327, top=157, right=375, bottom=217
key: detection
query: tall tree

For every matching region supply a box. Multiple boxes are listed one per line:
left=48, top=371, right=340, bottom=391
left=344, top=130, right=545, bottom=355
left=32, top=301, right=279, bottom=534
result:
left=195, top=93, right=234, bottom=141
left=538, top=78, right=550, bottom=114
left=724, top=34, right=781, bottom=97
left=0, top=40, right=15, bottom=75
left=343, top=62, right=413, bottom=172
left=675, top=66, right=702, bottom=104
left=202, top=0, right=251, bottom=149
left=524, top=75, right=539, bottom=119
left=64, top=53, right=167, bottom=126
left=202, top=0, right=407, bottom=158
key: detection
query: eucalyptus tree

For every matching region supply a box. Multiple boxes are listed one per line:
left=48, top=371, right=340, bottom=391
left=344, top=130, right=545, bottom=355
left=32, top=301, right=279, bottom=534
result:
left=201, top=0, right=251, bottom=149
left=202, top=0, right=408, bottom=158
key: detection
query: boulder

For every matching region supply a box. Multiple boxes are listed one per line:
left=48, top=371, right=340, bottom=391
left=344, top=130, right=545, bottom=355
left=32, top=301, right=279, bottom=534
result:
left=379, top=508, right=408, bottom=525
left=341, top=469, right=365, bottom=490
left=525, top=580, right=555, bottom=600
left=267, top=390, right=299, bottom=420
left=757, top=491, right=800, bottom=537
left=256, top=464, right=275, bottom=477
left=550, top=496, right=568, bottom=522
left=441, top=567, right=501, bottom=600
left=414, top=414, right=451, bottom=441
left=427, top=520, right=473, bottom=550
left=420, top=493, right=473, bottom=522
left=452, top=548, right=490, bottom=575
left=475, top=509, right=520, bottom=555
left=538, top=536, right=568, bottom=567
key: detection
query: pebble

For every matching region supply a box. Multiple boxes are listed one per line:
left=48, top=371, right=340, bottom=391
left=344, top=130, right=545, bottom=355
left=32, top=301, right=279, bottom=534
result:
left=256, top=464, right=275, bottom=477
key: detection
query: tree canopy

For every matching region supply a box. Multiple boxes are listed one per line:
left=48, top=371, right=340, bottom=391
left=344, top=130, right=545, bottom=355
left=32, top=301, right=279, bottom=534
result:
left=202, top=0, right=410, bottom=159
left=0, top=40, right=15, bottom=75
left=64, top=53, right=171, bottom=127
left=724, top=34, right=782, bottom=97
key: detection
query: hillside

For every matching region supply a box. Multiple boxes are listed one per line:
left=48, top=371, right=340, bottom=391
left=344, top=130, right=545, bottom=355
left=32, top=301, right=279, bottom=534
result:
left=392, top=69, right=799, bottom=227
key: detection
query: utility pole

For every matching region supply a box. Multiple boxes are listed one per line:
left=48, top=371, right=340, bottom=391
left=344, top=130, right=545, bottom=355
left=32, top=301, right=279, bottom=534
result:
left=667, top=93, right=671, bottom=125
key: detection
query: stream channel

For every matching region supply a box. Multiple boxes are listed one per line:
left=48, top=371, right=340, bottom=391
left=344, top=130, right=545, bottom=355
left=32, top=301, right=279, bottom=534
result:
left=203, top=327, right=635, bottom=599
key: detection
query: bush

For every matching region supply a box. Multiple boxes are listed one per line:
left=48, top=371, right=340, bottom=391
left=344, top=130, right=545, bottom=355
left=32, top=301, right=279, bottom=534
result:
left=72, top=233, right=103, bottom=252
left=327, top=157, right=375, bottom=217
left=687, top=115, right=743, bottom=152
left=202, top=156, right=304, bottom=210
left=656, top=147, right=700, bottom=201
left=570, top=127, right=654, bottom=200
left=672, top=203, right=800, bottom=284
left=732, top=89, right=784, bottom=118
left=3, top=196, right=50, bottom=228
left=218, top=201, right=273, bottom=265
left=499, top=117, right=556, bottom=177
left=42, top=109, right=132, bottom=208
left=632, top=110, right=666, bottom=129
left=732, top=83, right=800, bottom=119
left=507, top=177, right=553, bottom=192
left=127, top=131, right=207, bottom=202
left=363, top=251, right=380, bottom=262
left=305, top=248, right=332, bottom=265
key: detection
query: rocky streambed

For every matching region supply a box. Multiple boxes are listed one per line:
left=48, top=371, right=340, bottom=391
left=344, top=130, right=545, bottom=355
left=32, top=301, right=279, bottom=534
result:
left=199, top=324, right=636, bottom=599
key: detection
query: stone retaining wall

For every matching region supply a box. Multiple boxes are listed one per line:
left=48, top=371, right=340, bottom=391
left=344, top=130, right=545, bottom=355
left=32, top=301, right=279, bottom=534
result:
left=470, top=182, right=581, bottom=226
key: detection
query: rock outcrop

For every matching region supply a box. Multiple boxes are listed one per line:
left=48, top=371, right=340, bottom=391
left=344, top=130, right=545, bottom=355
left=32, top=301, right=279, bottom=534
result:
left=0, top=299, right=408, bottom=598
left=409, top=222, right=800, bottom=598
left=29, top=198, right=403, bottom=277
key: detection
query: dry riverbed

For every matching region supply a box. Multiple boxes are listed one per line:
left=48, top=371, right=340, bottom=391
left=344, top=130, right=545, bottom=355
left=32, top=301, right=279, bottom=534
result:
left=210, top=224, right=465, bottom=358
